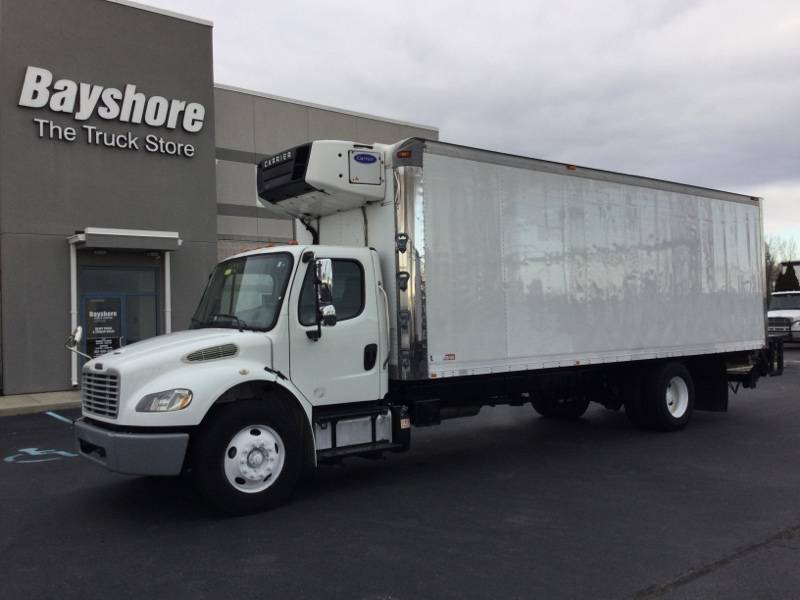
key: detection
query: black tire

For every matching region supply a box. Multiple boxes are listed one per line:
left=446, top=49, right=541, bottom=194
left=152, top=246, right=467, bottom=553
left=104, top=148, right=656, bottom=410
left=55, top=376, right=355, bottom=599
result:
left=191, top=399, right=303, bottom=515
left=643, top=362, right=695, bottom=431
left=531, top=397, right=555, bottom=418
left=532, top=396, right=590, bottom=420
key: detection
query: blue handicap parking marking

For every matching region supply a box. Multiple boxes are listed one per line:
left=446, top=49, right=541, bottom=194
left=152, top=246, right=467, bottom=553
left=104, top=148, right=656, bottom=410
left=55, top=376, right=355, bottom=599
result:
left=3, top=447, right=79, bottom=464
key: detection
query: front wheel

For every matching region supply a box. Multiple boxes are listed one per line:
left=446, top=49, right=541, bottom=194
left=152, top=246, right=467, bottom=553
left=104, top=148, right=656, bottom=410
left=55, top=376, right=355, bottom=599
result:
left=191, top=399, right=303, bottom=514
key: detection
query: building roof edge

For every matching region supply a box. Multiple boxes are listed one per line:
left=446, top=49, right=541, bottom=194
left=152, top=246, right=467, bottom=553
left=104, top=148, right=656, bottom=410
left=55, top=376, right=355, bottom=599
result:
left=214, top=83, right=439, bottom=132
left=104, top=0, right=213, bottom=27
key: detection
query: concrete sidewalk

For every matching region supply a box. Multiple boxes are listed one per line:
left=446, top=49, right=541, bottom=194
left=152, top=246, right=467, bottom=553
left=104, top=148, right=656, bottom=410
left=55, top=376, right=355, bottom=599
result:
left=0, top=390, right=80, bottom=417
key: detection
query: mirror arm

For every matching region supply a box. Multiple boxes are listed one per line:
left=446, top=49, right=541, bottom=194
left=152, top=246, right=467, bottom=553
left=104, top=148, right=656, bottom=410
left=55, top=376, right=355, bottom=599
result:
left=65, top=326, right=92, bottom=360
left=65, top=342, right=92, bottom=361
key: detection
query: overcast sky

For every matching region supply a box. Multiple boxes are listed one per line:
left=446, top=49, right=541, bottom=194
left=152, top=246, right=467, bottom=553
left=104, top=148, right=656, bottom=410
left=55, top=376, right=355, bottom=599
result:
left=147, top=0, right=799, bottom=240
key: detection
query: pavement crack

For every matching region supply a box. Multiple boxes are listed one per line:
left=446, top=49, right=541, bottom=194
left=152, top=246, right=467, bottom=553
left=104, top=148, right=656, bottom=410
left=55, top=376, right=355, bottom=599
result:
left=631, top=522, right=800, bottom=599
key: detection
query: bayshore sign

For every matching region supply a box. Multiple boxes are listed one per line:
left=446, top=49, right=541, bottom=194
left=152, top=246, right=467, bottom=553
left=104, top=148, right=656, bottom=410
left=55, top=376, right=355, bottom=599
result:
left=18, top=66, right=205, bottom=158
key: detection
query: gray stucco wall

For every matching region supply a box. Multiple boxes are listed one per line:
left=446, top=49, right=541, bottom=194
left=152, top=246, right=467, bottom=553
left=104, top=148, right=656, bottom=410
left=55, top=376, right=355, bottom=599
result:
left=0, top=0, right=218, bottom=393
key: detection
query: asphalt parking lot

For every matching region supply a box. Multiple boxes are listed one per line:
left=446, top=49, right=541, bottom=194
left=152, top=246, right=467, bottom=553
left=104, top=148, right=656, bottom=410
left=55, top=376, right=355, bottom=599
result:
left=2, top=349, right=799, bottom=600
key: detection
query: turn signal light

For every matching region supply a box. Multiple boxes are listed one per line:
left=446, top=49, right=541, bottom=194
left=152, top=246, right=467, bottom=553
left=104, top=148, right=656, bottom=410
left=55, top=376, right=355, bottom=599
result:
left=397, top=150, right=412, bottom=159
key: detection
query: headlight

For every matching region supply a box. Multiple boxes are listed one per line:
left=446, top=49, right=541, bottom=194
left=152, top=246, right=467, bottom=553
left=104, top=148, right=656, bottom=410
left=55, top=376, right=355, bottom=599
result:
left=792, top=320, right=800, bottom=331
left=136, top=389, right=193, bottom=412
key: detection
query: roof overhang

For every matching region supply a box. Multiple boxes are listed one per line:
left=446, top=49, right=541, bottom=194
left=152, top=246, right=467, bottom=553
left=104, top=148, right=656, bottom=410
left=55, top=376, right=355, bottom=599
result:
left=67, top=227, right=182, bottom=251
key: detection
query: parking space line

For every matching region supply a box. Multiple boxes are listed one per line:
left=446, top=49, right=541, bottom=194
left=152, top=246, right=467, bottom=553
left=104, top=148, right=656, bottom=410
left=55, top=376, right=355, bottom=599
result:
left=45, top=411, right=74, bottom=425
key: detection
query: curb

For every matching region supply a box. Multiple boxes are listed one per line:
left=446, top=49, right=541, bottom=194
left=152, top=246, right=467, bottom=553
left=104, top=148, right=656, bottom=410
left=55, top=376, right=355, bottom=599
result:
left=0, top=392, right=81, bottom=418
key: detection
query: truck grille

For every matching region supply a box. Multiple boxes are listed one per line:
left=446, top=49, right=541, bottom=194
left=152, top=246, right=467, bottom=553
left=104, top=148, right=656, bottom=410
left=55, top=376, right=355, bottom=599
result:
left=82, top=372, right=120, bottom=418
left=768, top=317, right=791, bottom=333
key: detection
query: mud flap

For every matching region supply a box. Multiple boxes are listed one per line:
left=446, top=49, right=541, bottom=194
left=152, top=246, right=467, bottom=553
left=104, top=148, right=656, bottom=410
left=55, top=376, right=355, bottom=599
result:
left=692, top=357, right=728, bottom=412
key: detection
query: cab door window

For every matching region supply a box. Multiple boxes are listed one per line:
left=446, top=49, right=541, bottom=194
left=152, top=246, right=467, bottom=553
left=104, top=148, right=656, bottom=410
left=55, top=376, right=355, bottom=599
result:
left=298, top=260, right=364, bottom=326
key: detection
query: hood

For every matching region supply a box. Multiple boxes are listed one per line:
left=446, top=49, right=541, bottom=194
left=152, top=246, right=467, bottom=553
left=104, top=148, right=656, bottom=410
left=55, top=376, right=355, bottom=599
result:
left=81, top=328, right=275, bottom=426
left=85, top=328, right=272, bottom=376
left=94, top=329, right=239, bottom=363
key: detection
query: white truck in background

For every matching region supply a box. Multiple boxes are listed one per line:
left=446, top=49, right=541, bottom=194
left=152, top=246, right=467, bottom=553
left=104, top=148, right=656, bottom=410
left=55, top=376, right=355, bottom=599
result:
left=74, top=138, right=781, bottom=514
left=768, top=291, right=800, bottom=342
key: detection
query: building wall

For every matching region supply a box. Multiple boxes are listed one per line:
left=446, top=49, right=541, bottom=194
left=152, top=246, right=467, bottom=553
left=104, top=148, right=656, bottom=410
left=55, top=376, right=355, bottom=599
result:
left=0, top=0, right=438, bottom=395
left=0, top=0, right=218, bottom=394
left=214, top=87, right=438, bottom=259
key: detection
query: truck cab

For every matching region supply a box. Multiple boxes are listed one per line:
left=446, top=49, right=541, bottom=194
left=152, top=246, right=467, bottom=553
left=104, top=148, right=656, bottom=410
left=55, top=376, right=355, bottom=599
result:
left=76, top=242, right=399, bottom=513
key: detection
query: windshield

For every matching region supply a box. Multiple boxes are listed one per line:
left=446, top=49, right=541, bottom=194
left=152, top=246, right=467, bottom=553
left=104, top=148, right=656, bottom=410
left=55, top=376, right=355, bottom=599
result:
left=770, top=294, right=800, bottom=311
left=191, top=252, right=294, bottom=331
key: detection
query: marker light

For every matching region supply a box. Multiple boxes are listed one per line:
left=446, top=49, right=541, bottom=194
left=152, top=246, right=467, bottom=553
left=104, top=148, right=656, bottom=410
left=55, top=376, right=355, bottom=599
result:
left=397, top=150, right=412, bottom=159
left=136, top=389, right=193, bottom=412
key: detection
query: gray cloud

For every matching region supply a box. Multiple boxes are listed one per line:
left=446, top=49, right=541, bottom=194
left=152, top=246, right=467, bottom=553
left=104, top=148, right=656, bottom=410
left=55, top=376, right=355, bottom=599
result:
left=148, top=0, right=799, bottom=237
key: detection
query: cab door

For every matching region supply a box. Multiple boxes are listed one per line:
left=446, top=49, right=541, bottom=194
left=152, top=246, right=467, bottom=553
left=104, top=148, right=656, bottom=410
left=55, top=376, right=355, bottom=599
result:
left=288, top=248, right=381, bottom=405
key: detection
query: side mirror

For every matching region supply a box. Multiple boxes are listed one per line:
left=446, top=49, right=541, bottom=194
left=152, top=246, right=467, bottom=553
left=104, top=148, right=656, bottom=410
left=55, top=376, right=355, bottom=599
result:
left=307, top=258, right=336, bottom=341
left=315, top=258, right=337, bottom=327
left=66, top=325, right=83, bottom=348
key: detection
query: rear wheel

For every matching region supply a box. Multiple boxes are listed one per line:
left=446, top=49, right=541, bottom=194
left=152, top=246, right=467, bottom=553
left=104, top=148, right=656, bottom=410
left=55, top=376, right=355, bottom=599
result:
left=645, top=362, right=694, bottom=431
left=191, top=399, right=303, bottom=514
left=626, top=362, right=694, bottom=431
left=532, top=396, right=590, bottom=420
left=531, top=397, right=555, bottom=418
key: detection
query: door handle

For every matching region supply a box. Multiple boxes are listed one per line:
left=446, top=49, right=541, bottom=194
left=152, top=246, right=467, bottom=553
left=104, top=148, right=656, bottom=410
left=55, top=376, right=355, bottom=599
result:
left=363, top=343, right=378, bottom=371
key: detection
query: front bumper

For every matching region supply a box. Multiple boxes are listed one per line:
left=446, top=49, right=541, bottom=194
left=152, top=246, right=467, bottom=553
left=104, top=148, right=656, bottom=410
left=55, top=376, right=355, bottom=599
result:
left=768, top=330, right=800, bottom=341
left=75, top=417, right=189, bottom=476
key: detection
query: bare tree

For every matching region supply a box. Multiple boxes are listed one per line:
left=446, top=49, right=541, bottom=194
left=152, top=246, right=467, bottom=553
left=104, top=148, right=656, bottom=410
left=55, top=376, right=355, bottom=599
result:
left=765, top=235, right=800, bottom=292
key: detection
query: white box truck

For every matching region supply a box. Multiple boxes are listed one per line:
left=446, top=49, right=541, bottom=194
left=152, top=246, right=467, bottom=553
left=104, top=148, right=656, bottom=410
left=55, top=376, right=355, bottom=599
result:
left=74, top=138, right=780, bottom=513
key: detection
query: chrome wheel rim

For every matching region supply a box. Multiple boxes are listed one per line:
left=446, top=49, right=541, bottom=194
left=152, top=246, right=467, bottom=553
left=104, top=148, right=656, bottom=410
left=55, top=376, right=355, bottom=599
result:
left=223, top=425, right=285, bottom=494
left=665, top=376, right=689, bottom=418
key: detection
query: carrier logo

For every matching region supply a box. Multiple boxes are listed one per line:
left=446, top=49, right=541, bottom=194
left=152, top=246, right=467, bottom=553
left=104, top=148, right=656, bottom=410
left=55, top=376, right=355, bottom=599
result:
left=353, top=153, right=377, bottom=164
left=18, top=66, right=205, bottom=133
left=263, top=150, right=293, bottom=169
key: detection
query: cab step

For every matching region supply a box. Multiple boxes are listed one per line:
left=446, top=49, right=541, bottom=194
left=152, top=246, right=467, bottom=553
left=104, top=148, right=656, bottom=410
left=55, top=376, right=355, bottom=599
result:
left=313, top=403, right=411, bottom=461
left=317, top=441, right=405, bottom=462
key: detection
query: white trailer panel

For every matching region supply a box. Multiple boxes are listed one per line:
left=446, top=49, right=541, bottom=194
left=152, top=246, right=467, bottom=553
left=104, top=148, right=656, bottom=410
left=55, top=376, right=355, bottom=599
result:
left=420, top=147, right=764, bottom=378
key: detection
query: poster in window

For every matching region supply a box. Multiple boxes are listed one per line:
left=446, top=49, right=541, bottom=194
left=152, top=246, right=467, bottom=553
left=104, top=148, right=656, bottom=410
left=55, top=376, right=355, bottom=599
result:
left=85, top=297, right=122, bottom=358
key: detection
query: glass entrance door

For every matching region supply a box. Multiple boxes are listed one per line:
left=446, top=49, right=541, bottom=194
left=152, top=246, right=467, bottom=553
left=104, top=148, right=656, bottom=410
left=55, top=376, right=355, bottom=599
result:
left=79, top=267, right=159, bottom=359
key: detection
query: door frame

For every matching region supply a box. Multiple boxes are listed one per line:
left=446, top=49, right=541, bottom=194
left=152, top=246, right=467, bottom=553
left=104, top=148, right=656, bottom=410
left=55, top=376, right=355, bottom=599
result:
left=287, top=248, right=382, bottom=406
left=67, top=229, right=179, bottom=387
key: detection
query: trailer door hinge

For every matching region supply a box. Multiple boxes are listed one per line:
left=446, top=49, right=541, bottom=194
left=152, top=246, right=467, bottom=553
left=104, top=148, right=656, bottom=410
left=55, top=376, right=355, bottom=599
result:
left=396, top=233, right=409, bottom=253
left=397, top=271, right=410, bottom=291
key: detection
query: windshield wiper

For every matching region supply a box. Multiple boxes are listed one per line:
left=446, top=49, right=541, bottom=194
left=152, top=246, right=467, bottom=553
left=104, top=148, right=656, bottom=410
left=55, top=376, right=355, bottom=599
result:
left=209, top=313, right=249, bottom=331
